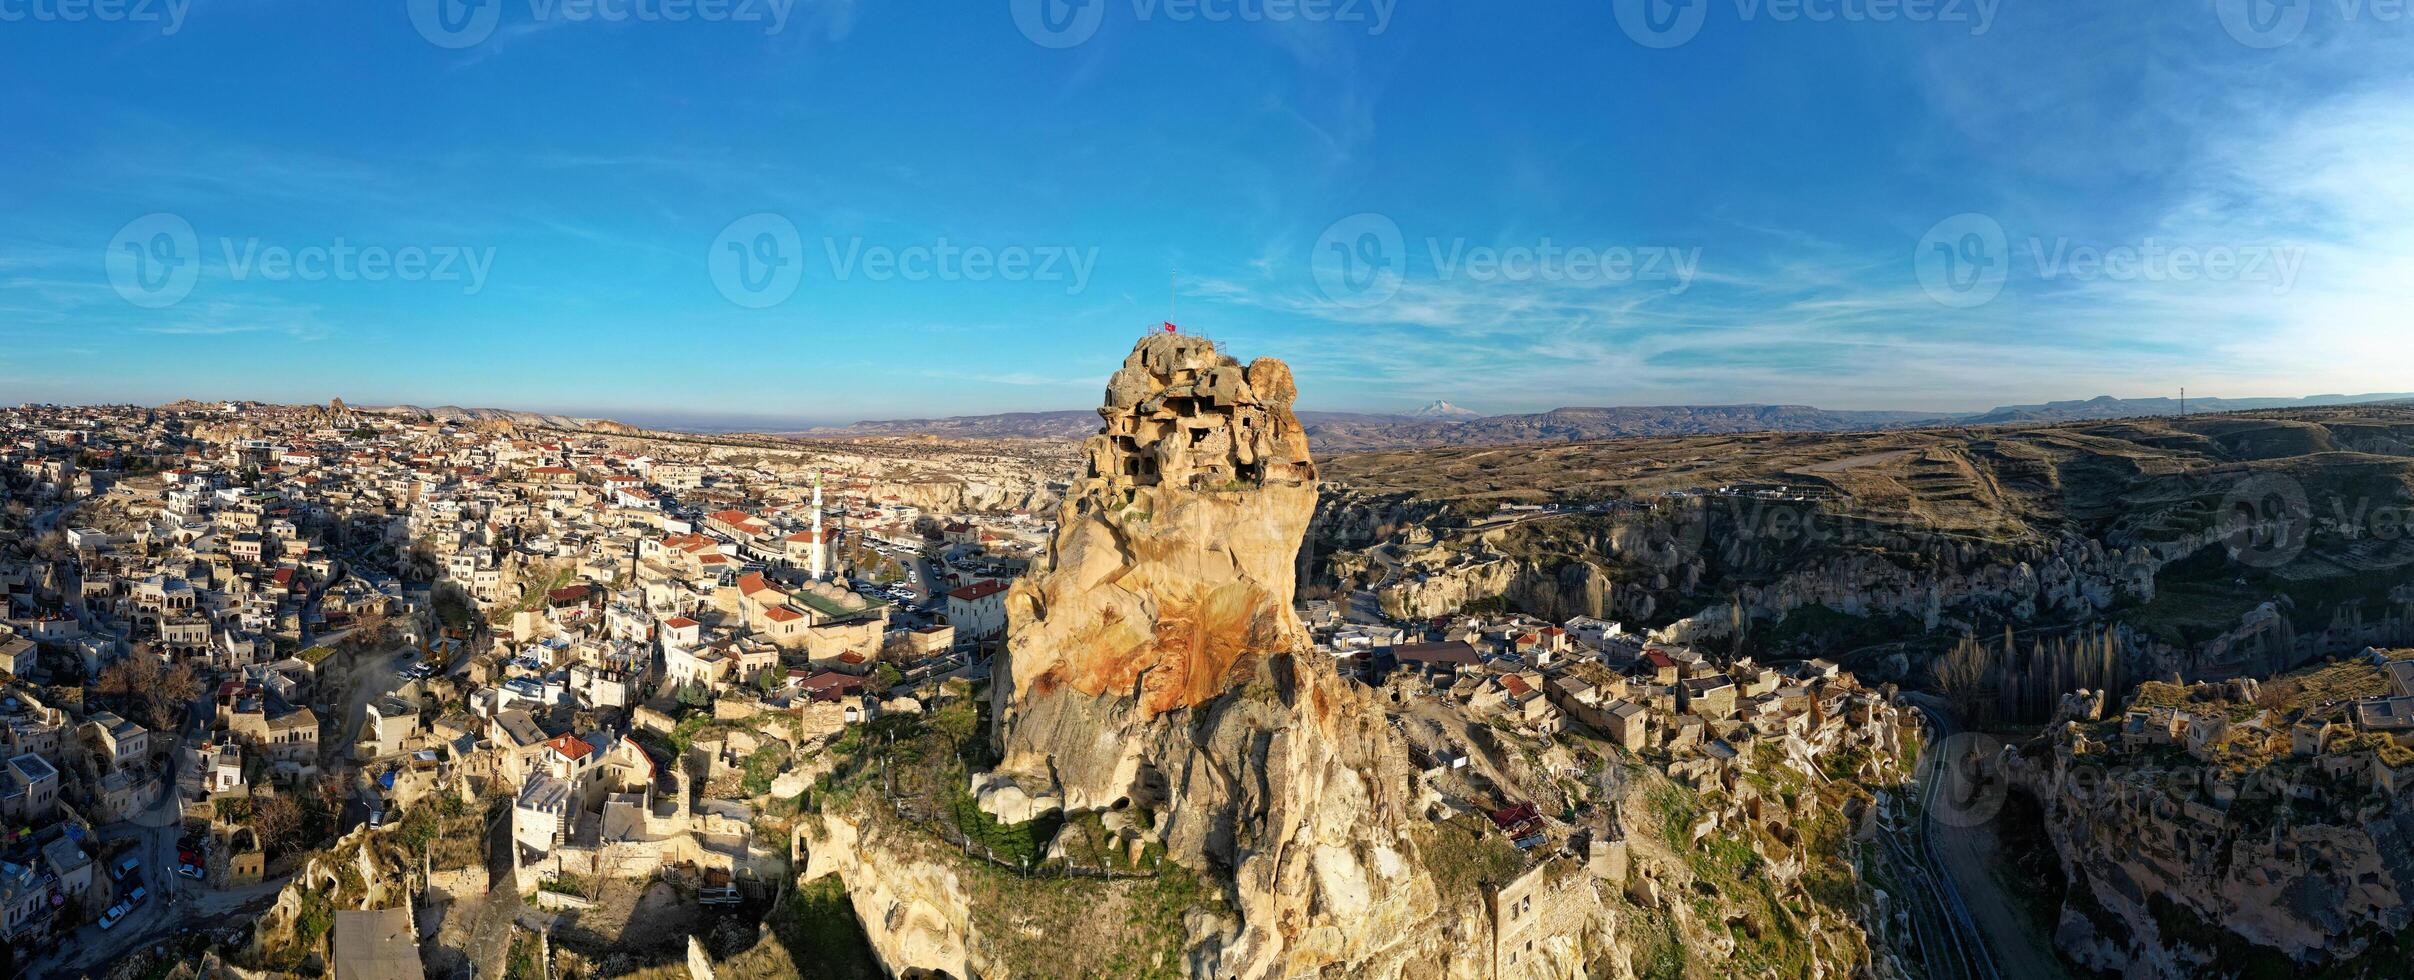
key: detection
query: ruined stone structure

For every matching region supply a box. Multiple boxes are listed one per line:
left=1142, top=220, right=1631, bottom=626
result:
left=982, top=333, right=1530, bottom=977
left=1081, top=332, right=1317, bottom=493
left=1004, top=333, right=1327, bottom=726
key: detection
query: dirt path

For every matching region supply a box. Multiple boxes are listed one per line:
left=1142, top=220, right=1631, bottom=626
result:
left=1801, top=448, right=1920, bottom=473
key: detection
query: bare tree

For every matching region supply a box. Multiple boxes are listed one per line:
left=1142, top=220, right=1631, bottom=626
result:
left=252, top=794, right=302, bottom=856
left=96, top=656, right=203, bottom=732
left=157, top=661, right=202, bottom=727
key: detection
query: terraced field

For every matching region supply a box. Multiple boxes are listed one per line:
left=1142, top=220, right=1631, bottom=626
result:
left=1324, top=403, right=2414, bottom=547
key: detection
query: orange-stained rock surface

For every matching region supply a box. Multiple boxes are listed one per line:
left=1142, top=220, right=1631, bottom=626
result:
left=985, top=334, right=1475, bottom=977
left=1002, top=332, right=1320, bottom=719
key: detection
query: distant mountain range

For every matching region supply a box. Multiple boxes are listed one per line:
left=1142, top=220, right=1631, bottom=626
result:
left=787, top=392, right=2414, bottom=453
left=357, top=404, right=639, bottom=433
left=1960, top=392, right=2414, bottom=425
left=287, top=390, right=2414, bottom=455
left=785, top=404, right=1944, bottom=451
left=1296, top=405, right=1951, bottom=451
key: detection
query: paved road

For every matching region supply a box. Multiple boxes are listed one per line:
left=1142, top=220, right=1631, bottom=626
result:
left=29, top=706, right=215, bottom=978
left=29, top=499, right=75, bottom=536
left=1344, top=543, right=1402, bottom=625
left=295, top=562, right=349, bottom=648
left=1914, top=700, right=2074, bottom=980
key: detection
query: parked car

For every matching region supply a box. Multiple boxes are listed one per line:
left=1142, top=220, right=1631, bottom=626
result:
left=111, top=856, right=139, bottom=881
left=98, top=903, right=128, bottom=930
left=127, top=885, right=147, bottom=905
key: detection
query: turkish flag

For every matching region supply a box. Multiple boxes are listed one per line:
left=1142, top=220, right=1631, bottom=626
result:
left=1162, top=321, right=1178, bottom=333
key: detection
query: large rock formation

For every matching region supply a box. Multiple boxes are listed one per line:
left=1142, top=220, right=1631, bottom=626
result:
left=989, top=334, right=1466, bottom=977
left=999, top=333, right=1318, bottom=734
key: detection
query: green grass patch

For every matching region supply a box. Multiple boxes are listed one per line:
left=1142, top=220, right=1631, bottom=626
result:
left=1412, top=818, right=1527, bottom=900
left=945, top=782, right=1061, bottom=869
left=763, top=876, right=884, bottom=980
left=740, top=743, right=791, bottom=797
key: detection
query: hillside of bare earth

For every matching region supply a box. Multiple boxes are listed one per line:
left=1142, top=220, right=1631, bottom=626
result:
left=1312, top=406, right=2414, bottom=718
left=802, top=403, right=1953, bottom=452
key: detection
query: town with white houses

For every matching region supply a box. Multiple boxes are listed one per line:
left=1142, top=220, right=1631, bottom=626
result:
left=0, top=399, right=1085, bottom=977
left=0, top=396, right=1930, bottom=976
left=0, top=395, right=2104, bottom=978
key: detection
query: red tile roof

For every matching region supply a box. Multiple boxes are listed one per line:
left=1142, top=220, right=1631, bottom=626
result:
left=1488, top=802, right=1539, bottom=830
left=947, top=580, right=1008, bottom=601
left=796, top=671, right=867, bottom=702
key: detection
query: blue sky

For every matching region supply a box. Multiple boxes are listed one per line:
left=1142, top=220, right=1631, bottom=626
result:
left=2, top=1, right=2408, bottom=427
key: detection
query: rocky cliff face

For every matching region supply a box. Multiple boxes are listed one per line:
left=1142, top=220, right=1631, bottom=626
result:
left=989, top=334, right=1480, bottom=977
left=998, top=335, right=1317, bottom=725
left=2013, top=682, right=2414, bottom=977
left=806, top=810, right=982, bottom=977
